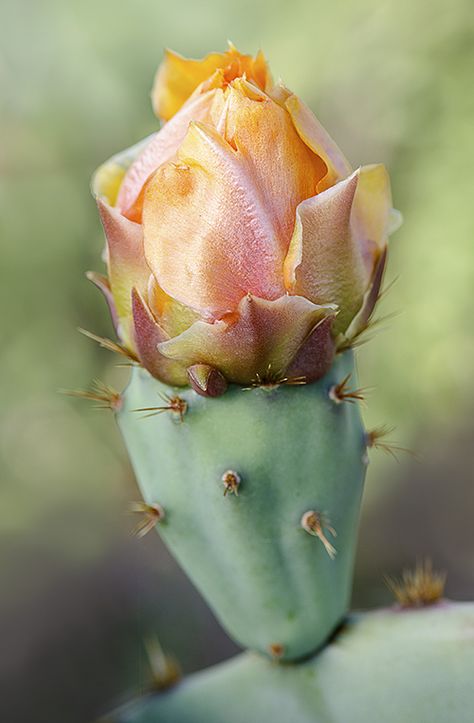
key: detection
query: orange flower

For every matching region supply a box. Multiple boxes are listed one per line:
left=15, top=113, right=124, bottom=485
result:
left=90, top=44, right=400, bottom=390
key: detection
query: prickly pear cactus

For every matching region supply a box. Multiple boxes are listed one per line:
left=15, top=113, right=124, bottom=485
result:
left=118, top=351, right=366, bottom=661
left=112, top=603, right=474, bottom=723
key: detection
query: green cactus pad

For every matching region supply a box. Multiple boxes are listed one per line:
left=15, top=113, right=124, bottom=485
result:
left=112, top=602, right=474, bottom=723
left=117, top=351, right=366, bottom=660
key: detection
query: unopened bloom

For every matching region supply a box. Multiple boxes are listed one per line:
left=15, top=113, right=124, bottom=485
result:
left=90, top=44, right=400, bottom=389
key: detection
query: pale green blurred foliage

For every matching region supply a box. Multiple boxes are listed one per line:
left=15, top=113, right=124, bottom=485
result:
left=1, top=0, right=473, bottom=718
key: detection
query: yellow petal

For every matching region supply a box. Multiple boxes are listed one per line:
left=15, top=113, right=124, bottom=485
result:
left=285, top=94, right=352, bottom=191
left=152, top=46, right=271, bottom=122
left=351, top=163, right=394, bottom=267
left=143, top=121, right=286, bottom=319
left=91, top=136, right=152, bottom=206
left=157, top=294, right=336, bottom=385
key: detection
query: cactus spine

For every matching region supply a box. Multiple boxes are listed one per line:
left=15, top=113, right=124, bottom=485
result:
left=117, top=350, right=366, bottom=661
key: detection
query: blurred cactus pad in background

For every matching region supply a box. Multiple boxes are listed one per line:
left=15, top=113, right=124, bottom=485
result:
left=1, top=0, right=474, bottom=721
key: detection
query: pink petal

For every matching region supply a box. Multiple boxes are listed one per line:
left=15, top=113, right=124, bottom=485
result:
left=285, top=316, right=336, bottom=383
left=97, top=199, right=150, bottom=347
left=131, top=288, right=188, bottom=386
left=284, top=171, right=367, bottom=335
left=143, top=122, right=287, bottom=319
left=187, top=364, right=228, bottom=397
left=116, top=89, right=218, bottom=220
left=157, top=293, right=336, bottom=385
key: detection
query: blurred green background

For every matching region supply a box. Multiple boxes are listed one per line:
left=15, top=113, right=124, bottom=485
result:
left=1, top=0, right=473, bottom=720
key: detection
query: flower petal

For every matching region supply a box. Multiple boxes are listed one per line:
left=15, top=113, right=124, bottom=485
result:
left=152, top=46, right=271, bottom=122
left=351, top=163, right=394, bottom=266
left=147, top=276, right=200, bottom=338
left=187, top=364, right=228, bottom=397
left=157, top=294, right=337, bottom=385
left=116, top=89, right=219, bottom=221
left=131, top=288, right=188, bottom=386
left=91, top=136, right=153, bottom=205
left=285, top=316, right=336, bottom=383
left=284, top=171, right=367, bottom=335
left=143, top=121, right=287, bottom=319
left=340, top=246, right=387, bottom=345
left=217, top=79, right=327, bottom=253
left=285, top=94, right=352, bottom=191
left=97, top=199, right=150, bottom=347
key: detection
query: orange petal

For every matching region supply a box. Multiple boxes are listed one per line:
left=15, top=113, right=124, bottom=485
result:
left=131, top=289, right=188, bottom=386
left=116, top=89, right=218, bottom=221
left=157, top=294, right=337, bottom=385
left=152, top=46, right=271, bottom=122
left=285, top=94, right=352, bottom=191
left=143, top=121, right=286, bottom=319
left=97, top=199, right=150, bottom=348
left=217, top=79, right=327, bottom=253
left=283, top=171, right=367, bottom=335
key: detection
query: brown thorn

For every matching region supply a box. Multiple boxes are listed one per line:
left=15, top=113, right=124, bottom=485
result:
left=59, top=379, right=122, bottom=411
left=301, top=510, right=337, bottom=559
left=366, top=426, right=415, bottom=462
left=78, top=327, right=139, bottom=363
left=132, top=393, right=187, bottom=422
left=243, top=370, right=308, bottom=390
left=130, top=501, right=165, bottom=537
left=384, top=559, right=446, bottom=608
left=378, top=275, right=400, bottom=301
left=338, top=309, right=402, bottom=353
left=329, top=373, right=370, bottom=405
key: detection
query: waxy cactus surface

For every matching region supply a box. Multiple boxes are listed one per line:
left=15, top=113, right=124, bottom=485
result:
left=112, top=603, right=474, bottom=723
left=118, top=351, right=366, bottom=660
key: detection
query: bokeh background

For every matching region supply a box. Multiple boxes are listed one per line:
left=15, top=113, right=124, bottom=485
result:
left=1, top=0, right=473, bottom=720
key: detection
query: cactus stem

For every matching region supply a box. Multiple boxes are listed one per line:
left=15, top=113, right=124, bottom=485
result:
left=300, top=511, right=337, bottom=559
left=366, top=426, right=413, bottom=461
left=221, top=470, right=241, bottom=496
left=132, top=392, right=187, bottom=422
left=78, top=327, right=139, bottom=363
left=268, top=643, right=285, bottom=659
left=60, top=379, right=122, bottom=411
left=329, top=373, right=369, bottom=405
left=384, top=559, right=446, bottom=608
left=130, top=501, right=165, bottom=537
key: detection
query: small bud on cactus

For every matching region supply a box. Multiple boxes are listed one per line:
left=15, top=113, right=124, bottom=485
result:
left=89, top=43, right=400, bottom=388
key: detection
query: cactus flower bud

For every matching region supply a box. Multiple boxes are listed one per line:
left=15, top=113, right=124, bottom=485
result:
left=91, top=44, right=400, bottom=387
